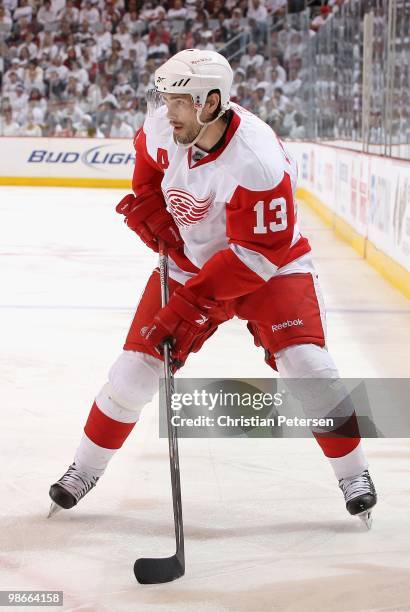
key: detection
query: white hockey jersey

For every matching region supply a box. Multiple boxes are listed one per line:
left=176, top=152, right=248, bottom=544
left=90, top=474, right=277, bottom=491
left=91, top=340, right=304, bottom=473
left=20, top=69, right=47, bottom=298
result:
left=132, top=102, right=311, bottom=301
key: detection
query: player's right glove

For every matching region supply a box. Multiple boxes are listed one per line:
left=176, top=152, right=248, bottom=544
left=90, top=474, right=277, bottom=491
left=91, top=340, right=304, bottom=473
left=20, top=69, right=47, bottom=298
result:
left=116, top=190, right=183, bottom=253
left=141, top=286, right=225, bottom=368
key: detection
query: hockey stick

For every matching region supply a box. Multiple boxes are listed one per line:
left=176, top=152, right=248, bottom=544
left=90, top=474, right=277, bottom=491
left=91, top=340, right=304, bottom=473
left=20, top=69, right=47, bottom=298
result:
left=134, top=242, right=185, bottom=584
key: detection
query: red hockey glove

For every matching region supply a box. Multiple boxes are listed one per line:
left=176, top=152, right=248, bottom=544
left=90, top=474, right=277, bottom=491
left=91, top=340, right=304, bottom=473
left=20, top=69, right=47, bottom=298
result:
left=116, top=190, right=183, bottom=253
left=141, top=286, right=224, bottom=368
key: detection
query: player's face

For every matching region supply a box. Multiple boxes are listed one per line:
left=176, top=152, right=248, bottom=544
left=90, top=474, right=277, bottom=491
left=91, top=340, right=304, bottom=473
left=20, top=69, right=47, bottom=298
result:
left=162, top=93, right=201, bottom=144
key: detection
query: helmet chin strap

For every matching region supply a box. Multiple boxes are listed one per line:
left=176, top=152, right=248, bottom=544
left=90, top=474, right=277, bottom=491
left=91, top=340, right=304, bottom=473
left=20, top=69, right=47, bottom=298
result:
left=174, top=107, right=226, bottom=149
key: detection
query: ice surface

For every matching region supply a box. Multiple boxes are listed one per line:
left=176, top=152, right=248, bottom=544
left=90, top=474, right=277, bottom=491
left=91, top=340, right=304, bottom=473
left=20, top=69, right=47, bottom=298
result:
left=1, top=186, right=410, bottom=611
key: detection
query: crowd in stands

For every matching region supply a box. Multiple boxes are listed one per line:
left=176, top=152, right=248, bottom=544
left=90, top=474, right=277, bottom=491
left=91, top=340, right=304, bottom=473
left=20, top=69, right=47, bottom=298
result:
left=0, top=0, right=342, bottom=139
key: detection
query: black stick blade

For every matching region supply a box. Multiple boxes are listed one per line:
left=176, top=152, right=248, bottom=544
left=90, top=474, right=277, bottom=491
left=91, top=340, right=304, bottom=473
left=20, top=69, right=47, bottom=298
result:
left=134, top=555, right=185, bottom=584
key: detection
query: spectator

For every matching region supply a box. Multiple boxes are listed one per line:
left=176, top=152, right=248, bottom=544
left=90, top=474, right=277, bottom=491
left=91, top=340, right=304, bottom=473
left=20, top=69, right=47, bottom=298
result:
left=139, top=1, right=157, bottom=22
left=79, top=45, right=98, bottom=76
left=250, top=83, right=269, bottom=117
left=0, top=108, right=20, bottom=135
left=283, top=32, right=305, bottom=66
left=101, top=1, right=124, bottom=28
left=65, top=0, right=79, bottom=24
left=196, top=30, right=215, bottom=51
left=226, top=7, right=248, bottom=53
left=235, top=83, right=252, bottom=108
left=24, top=62, right=45, bottom=94
left=289, top=112, right=306, bottom=138
left=247, top=0, right=268, bottom=45
left=96, top=99, right=115, bottom=132
left=51, top=0, right=66, bottom=19
left=168, top=0, right=188, bottom=21
left=12, top=84, right=29, bottom=114
left=62, top=97, right=84, bottom=128
left=119, top=57, right=139, bottom=88
left=70, top=60, right=89, bottom=89
left=45, top=68, right=65, bottom=101
left=122, top=9, right=144, bottom=35
left=2, top=69, right=22, bottom=96
left=213, top=10, right=229, bottom=45
left=277, top=20, right=297, bottom=51
left=265, top=54, right=286, bottom=84
left=114, top=21, right=131, bottom=52
left=55, top=116, right=75, bottom=137
left=79, top=1, right=99, bottom=24
left=113, top=73, right=134, bottom=97
left=100, top=81, right=118, bottom=107
left=103, top=49, right=122, bottom=82
left=37, top=0, right=58, bottom=26
left=192, top=9, right=209, bottom=34
left=269, top=67, right=284, bottom=91
left=310, top=5, right=332, bottom=32
left=20, top=111, right=42, bottom=136
left=146, top=32, right=169, bottom=61
left=64, top=74, right=83, bottom=98
left=185, top=0, right=198, bottom=20
left=135, top=70, right=152, bottom=100
left=75, top=113, right=93, bottom=137
left=281, top=100, right=297, bottom=135
left=37, top=31, right=59, bottom=60
left=0, top=5, right=13, bottom=32
left=152, top=5, right=168, bottom=26
left=273, top=86, right=290, bottom=112
left=240, top=42, right=264, bottom=71
left=283, top=67, right=302, bottom=97
left=127, top=31, right=147, bottom=66
left=14, top=0, right=33, bottom=23
left=47, top=56, right=69, bottom=82
left=109, top=115, right=134, bottom=138
left=231, top=67, right=246, bottom=98
left=148, top=22, right=171, bottom=46
left=263, top=97, right=282, bottom=129
left=126, top=98, right=146, bottom=131
left=0, top=4, right=13, bottom=24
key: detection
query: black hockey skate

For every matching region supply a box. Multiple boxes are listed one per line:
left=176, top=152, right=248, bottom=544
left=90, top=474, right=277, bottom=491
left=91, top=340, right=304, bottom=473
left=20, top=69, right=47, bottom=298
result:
left=339, top=469, right=377, bottom=529
left=48, top=463, right=99, bottom=518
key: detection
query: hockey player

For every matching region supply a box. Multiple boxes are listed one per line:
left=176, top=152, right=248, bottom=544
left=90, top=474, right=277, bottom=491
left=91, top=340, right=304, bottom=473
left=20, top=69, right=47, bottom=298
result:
left=49, top=49, right=376, bottom=526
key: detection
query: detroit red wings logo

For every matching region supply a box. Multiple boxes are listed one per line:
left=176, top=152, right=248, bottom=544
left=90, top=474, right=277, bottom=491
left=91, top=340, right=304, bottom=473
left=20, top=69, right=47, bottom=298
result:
left=165, top=188, right=215, bottom=229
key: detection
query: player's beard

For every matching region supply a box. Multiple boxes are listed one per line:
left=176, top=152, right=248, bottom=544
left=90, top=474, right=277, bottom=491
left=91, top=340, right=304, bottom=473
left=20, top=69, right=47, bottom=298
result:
left=174, top=121, right=202, bottom=145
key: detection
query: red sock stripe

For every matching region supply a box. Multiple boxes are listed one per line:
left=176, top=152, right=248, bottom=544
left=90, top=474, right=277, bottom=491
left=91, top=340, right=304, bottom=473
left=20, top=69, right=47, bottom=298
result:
left=84, top=402, right=136, bottom=450
left=313, top=412, right=361, bottom=458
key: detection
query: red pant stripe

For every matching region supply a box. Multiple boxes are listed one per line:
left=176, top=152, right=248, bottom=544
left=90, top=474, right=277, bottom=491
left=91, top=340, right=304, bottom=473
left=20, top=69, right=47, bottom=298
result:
left=84, top=402, right=136, bottom=450
left=313, top=412, right=361, bottom=458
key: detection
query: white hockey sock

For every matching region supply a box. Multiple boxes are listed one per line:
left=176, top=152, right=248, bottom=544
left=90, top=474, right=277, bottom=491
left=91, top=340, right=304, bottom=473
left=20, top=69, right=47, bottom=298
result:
left=74, top=433, right=117, bottom=478
left=327, top=442, right=369, bottom=480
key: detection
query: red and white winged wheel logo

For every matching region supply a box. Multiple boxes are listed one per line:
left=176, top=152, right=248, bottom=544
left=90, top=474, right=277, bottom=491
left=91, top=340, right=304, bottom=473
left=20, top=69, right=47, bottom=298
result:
left=165, top=188, right=215, bottom=229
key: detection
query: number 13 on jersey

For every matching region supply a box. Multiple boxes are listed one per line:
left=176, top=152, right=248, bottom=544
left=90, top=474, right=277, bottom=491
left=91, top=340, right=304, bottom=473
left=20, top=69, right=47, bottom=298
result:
left=253, top=198, right=288, bottom=234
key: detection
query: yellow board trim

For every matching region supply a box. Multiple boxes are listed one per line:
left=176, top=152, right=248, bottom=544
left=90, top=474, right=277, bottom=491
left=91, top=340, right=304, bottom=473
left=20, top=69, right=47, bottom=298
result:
left=333, top=215, right=366, bottom=258
left=296, top=187, right=334, bottom=227
left=296, top=187, right=410, bottom=299
left=0, top=176, right=131, bottom=188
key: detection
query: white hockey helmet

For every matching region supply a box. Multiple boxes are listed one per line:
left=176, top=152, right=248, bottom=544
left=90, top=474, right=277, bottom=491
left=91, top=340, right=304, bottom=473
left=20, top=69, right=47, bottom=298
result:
left=153, top=49, right=233, bottom=113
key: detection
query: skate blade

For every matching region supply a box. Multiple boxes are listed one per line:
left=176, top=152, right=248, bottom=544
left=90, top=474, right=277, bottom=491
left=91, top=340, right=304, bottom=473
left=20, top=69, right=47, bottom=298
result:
left=47, top=502, right=63, bottom=519
left=357, top=509, right=373, bottom=529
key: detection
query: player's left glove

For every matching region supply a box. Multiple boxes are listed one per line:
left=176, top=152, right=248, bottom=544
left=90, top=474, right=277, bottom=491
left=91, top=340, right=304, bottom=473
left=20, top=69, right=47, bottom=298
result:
left=141, top=286, right=223, bottom=368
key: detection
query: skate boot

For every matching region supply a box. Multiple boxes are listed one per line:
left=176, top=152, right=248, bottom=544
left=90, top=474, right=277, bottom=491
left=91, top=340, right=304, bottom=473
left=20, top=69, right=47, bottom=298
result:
left=339, top=469, right=377, bottom=529
left=48, top=463, right=99, bottom=518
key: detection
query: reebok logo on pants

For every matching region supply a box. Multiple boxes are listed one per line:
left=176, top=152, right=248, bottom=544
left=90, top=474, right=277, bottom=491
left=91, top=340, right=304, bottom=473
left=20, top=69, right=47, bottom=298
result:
left=272, top=318, right=303, bottom=332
